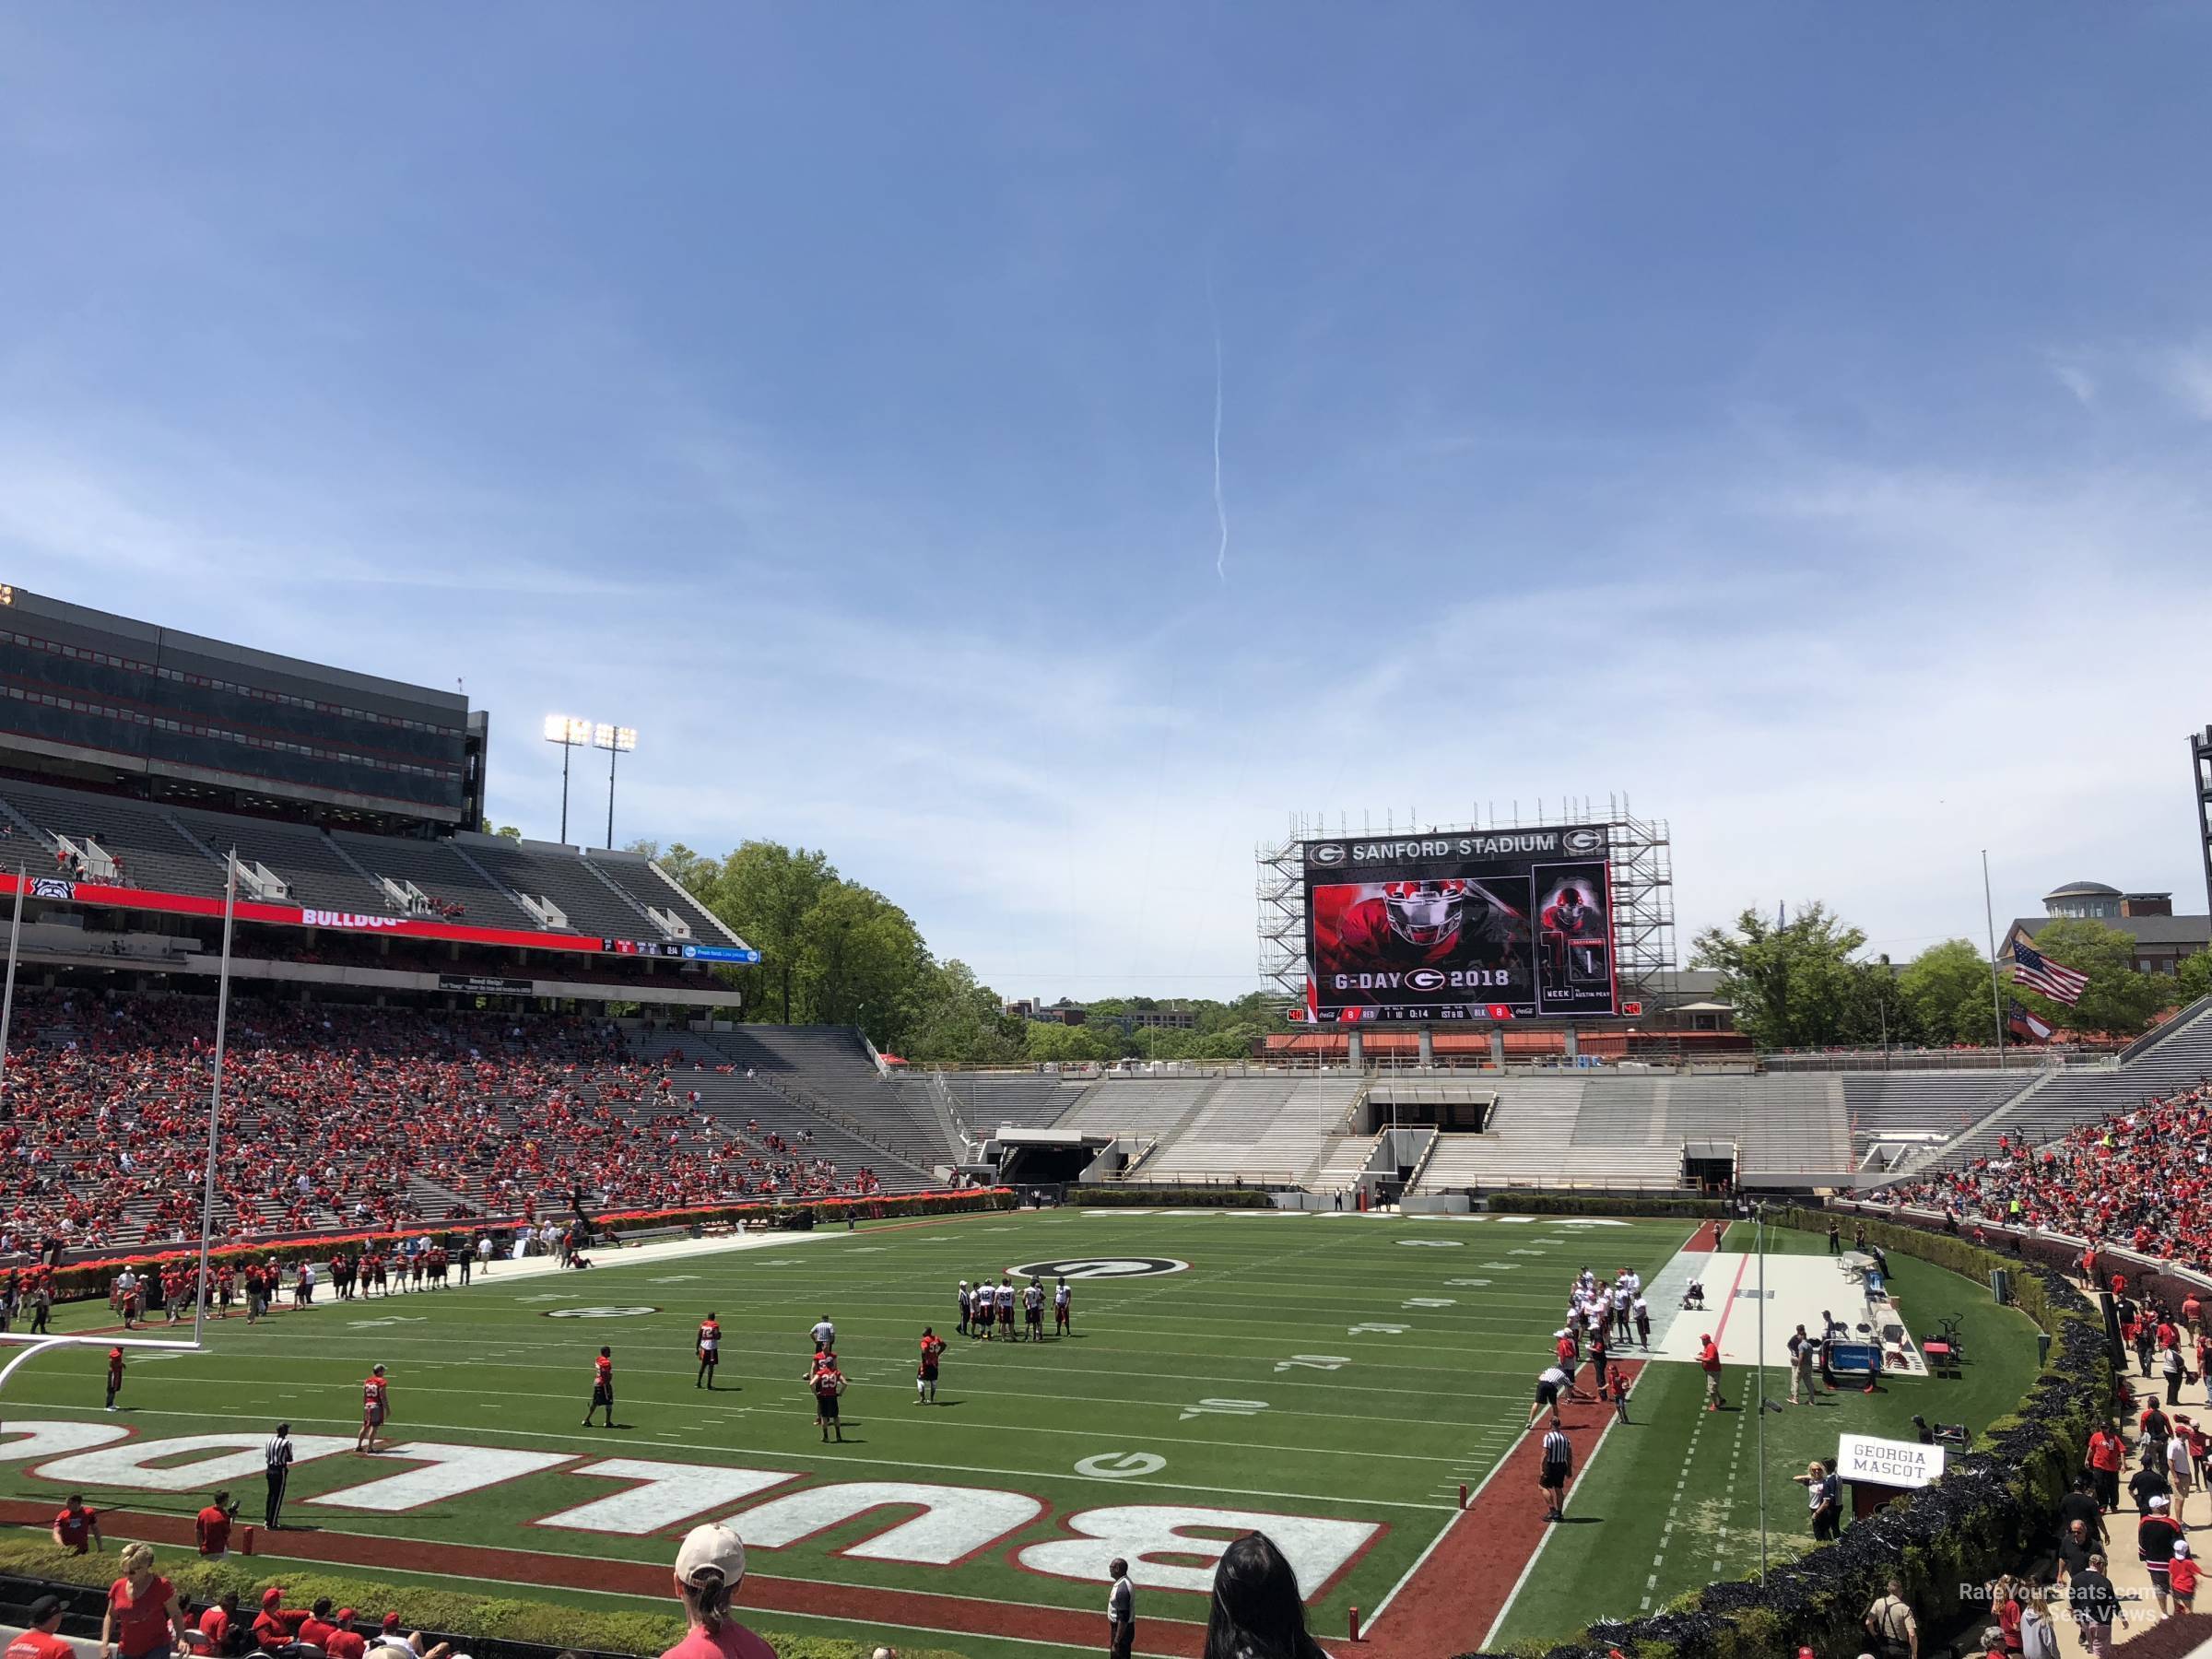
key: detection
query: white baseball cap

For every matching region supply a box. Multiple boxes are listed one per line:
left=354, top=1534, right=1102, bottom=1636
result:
left=676, top=1523, right=747, bottom=1589
left=2151, top=1496, right=2171, bottom=1511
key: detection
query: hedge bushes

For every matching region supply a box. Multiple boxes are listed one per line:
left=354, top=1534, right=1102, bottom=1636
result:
left=1069, top=1186, right=1277, bottom=1208
left=0, top=1538, right=970, bottom=1659
left=1486, top=1194, right=1726, bottom=1219
left=1460, top=1200, right=2113, bottom=1659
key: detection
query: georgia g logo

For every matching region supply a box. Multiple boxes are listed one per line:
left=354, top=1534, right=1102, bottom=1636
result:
left=1010, top=1257, right=1189, bottom=1281
left=1562, top=828, right=1605, bottom=855
left=1406, top=968, right=1447, bottom=993
left=1309, top=843, right=1346, bottom=866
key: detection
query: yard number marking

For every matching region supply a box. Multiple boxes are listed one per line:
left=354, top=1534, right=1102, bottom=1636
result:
left=1180, top=1397, right=1267, bottom=1421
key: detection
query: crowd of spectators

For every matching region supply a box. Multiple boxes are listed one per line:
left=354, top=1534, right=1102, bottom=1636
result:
left=1876, top=1079, right=2212, bottom=1271
left=26, top=1520, right=1325, bottom=1659
left=0, top=992, right=887, bottom=1258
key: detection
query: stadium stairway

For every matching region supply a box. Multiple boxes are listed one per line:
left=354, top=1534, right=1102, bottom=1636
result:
left=1140, top=1074, right=1361, bottom=1184
left=0, top=778, right=228, bottom=898
left=1303, top=1129, right=1383, bottom=1192
left=688, top=1026, right=960, bottom=1173
left=629, top=1030, right=939, bottom=1193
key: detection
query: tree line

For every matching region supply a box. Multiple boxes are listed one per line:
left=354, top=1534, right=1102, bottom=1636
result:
left=635, top=839, right=1281, bottom=1065
left=1690, top=902, right=2212, bottom=1052
left=630, top=837, right=2211, bottom=1061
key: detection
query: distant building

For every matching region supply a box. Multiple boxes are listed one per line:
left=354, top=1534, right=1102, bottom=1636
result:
left=2006, top=881, right=2210, bottom=977
left=1004, top=999, right=1087, bottom=1026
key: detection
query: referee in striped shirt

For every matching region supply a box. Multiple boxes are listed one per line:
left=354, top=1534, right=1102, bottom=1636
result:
left=265, top=1423, right=294, bottom=1531
left=1538, top=1418, right=1573, bottom=1522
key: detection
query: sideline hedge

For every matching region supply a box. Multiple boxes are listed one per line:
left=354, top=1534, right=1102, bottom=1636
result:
left=0, top=1537, right=971, bottom=1659
left=46, top=1189, right=1016, bottom=1302
left=1070, top=1186, right=1277, bottom=1208
left=1459, top=1199, right=2113, bottom=1659
left=1486, top=1194, right=1725, bottom=1219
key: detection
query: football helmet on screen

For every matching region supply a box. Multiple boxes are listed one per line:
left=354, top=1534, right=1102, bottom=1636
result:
left=1382, top=879, right=1467, bottom=947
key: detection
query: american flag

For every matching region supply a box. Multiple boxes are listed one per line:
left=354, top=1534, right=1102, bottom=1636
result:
left=2011, top=940, right=2089, bottom=1006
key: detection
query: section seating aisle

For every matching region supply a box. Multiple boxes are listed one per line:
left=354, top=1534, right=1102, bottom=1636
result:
left=1887, top=997, right=2212, bottom=1174
left=1141, top=1075, right=1360, bottom=1182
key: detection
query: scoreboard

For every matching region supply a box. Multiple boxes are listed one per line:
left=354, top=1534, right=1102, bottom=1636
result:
left=1301, top=826, right=1618, bottom=1021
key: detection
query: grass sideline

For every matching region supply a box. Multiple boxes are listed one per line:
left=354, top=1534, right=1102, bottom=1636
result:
left=1488, top=1218, right=2045, bottom=1651
left=0, top=1210, right=1702, bottom=1655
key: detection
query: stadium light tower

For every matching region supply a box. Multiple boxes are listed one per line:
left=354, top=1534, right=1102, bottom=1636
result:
left=594, top=723, right=637, bottom=850
left=543, top=715, right=592, bottom=844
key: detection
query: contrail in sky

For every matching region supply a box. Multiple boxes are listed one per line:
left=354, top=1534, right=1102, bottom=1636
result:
left=1209, top=265, right=1228, bottom=584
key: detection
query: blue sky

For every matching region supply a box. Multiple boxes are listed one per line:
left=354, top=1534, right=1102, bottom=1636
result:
left=4, top=7, right=2209, bottom=997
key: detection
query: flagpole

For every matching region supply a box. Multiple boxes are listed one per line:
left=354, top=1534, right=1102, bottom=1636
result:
left=1983, top=850, right=2007, bottom=1072
left=0, top=866, right=24, bottom=1118
left=194, top=850, right=238, bottom=1349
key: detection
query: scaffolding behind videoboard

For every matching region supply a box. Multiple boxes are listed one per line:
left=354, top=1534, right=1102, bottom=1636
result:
left=1255, top=796, right=1676, bottom=1020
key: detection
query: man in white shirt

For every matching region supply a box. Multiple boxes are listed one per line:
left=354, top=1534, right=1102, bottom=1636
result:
left=811, top=1316, right=836, bottom=1355
left=1106, top=1559, right=1135, bottom=1659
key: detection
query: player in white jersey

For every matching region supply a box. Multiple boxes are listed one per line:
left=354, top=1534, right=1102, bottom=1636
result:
left=810, top=1315, right=836, bottom=1355
left=1053, top=1277, right=1072, bottom=1334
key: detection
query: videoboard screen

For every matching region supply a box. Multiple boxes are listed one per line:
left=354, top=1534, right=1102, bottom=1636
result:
left=1302, top=827, right=1617, bottom=1020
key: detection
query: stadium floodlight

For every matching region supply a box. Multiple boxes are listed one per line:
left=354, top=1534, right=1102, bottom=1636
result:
left=592, top=724, right=638, bottom=851
left=543, top=715, right=593, bottom=845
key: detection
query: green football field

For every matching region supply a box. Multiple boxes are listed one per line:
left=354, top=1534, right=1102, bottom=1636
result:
left=0, top=1208, right=1704, bottom=1656
left=1488, top=1222, right=2045, bottom=1652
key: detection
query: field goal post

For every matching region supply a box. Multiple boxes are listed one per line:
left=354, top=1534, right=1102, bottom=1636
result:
left=0, top=852, right=245, bottom=1406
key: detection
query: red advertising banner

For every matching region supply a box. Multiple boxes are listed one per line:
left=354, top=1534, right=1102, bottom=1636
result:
left=0, top=870, right=655, bottom=957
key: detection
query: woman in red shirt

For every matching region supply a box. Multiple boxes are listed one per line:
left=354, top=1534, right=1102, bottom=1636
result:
left=100, top=1542, right=189, bottom=1659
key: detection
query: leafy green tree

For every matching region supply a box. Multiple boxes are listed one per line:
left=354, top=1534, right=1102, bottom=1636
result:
left=900, top=960, right=1028, bottom=1065
left=2177, top=950, right=2212, bottom=1005
left=1689, top=902, right=1879, bottom=1050
left=792, top=880, right=931, bottom=1042
left=1024, top=1020, right=1124, bottom=1065
left=481, top=819, right=524, bottom=841
left=2013, top=918, right=2171, bottom=1038
left=1896, top=939, right=2000, bottom=1047
left=711, top=842, right=840, bottom=1023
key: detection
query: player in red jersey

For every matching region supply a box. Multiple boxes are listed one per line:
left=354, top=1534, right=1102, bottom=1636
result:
left=916, top=1327, right=946, bottom=1406
left=806, top=1352, right=846, bottom=1442
left=582, top=1347, right=616, bottom=1427
left=216, top=1263, right=235, bottom=1317
left=358, top=1364, right=391, bottom=1453
left=103, top=1347, right=124, bottom=1413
